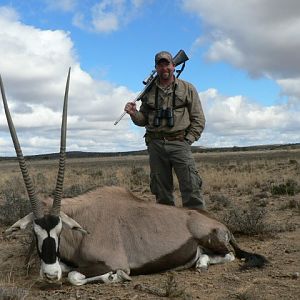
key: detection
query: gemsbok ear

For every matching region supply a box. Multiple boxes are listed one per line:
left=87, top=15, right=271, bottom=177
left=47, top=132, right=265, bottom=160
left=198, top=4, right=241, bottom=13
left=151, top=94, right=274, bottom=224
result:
left=60, top=212, right=89, bottom=234
left=5, top=213, right=34, bottom=236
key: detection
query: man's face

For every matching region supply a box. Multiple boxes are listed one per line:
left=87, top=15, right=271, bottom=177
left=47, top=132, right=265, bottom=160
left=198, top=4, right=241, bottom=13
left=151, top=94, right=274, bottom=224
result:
left=156, top=60, right=175, bottom=81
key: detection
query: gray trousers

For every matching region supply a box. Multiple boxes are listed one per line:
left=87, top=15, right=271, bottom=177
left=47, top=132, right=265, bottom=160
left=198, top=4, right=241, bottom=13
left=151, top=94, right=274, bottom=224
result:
left=147, top=139, right=205, bottom=209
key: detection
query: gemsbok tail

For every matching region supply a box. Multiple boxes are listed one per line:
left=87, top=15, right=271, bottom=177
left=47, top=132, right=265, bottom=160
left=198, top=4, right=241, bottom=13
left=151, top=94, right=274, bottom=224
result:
left=229, top=233, right=269, bottom=269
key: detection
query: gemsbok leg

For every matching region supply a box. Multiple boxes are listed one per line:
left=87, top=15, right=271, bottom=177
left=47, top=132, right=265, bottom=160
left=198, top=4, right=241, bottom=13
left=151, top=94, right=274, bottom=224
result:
left=68, top=270, right=132, bottom=286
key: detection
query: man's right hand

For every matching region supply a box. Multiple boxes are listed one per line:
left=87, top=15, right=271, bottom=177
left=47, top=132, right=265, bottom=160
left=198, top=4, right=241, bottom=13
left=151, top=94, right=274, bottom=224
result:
left=124, top=102, right=137, bottom=116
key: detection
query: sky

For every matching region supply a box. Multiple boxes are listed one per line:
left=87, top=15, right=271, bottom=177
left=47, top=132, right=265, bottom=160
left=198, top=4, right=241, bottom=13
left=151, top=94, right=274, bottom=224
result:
left=0, top=0, right=299, bottom=156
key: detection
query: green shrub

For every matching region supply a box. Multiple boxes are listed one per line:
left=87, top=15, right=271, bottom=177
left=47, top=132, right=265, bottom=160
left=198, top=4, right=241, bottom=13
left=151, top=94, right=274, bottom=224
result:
left=271, top=179, right=299, bottom=196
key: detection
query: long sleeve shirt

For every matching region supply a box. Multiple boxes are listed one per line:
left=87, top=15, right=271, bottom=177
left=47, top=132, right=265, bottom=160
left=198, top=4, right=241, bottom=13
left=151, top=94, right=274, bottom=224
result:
left=130, top=77, right=205, bottom=143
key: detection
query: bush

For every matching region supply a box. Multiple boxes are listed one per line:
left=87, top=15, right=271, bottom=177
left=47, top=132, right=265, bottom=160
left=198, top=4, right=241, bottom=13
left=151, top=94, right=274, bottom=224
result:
left=280, top=198, right=300, bottom=211
left=209, top=193, right=231, bottom=211
left=223, top=204, right=271, bottom=236
left=130, top=166, right=149, bottom=187
left=271, top=179, right=299, bottom=196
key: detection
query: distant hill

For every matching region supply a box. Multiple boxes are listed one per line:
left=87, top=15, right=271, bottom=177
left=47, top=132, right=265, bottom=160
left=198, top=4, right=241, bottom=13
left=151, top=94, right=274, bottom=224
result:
left=1, top=143, right=299, bottom=161
left=195, top=143, right=300, bottom=153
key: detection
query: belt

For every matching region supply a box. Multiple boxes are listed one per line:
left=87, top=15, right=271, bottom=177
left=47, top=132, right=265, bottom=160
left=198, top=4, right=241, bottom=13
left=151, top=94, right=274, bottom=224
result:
left=146, top=130, right=185, bottom=141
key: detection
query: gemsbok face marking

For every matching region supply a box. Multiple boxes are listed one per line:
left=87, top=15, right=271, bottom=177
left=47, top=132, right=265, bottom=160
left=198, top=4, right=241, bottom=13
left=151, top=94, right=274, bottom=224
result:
left=33, top=215, right=62, bottom=281
left=1, top=70, right=268, bottom=286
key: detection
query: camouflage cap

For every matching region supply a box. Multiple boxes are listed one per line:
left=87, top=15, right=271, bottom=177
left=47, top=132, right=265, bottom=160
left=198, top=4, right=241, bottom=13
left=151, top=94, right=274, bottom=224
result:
left=155, top=51, right=173, bottom=65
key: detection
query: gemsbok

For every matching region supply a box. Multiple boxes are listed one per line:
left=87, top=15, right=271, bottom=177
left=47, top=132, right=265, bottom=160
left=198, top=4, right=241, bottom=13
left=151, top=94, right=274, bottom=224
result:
left=0, top=69, right=268, bottom=286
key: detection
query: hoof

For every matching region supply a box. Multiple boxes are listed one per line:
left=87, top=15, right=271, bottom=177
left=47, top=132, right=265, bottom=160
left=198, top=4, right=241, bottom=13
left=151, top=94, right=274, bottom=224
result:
left=68, top=271, right=87, bottom=286
left=117, top=270, right=132, bottom=281
left=197, top=266, right=208, bottom=273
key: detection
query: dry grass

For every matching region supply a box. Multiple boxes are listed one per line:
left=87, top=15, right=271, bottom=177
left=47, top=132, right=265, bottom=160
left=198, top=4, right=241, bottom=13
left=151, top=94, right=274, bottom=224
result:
left=0, top=286, right=28, bottom=300
left=134, top=272, right=192, bottom=299
left=0, top=267, right=29, bottom=300
left=0, top=149, right=299, bottom=299
left=0, top=149, right=299, bottom=227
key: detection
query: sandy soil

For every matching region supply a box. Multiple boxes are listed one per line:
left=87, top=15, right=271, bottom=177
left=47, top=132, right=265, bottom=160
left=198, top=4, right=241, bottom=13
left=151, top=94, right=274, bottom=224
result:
left=0, top=193, right=299, bottom=300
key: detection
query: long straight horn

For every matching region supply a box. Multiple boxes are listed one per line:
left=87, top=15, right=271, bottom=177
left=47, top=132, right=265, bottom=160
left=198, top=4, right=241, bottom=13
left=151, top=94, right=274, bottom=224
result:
left=0, top=75, right=43, bottom=219
left=51, top=68, right=71, bottom=216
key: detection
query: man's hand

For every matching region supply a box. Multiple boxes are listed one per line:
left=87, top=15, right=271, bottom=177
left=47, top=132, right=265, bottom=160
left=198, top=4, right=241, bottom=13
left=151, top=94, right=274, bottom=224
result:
left=124, top=102, right=137, bottom=116
left=184, top=138, right=193, bottom=145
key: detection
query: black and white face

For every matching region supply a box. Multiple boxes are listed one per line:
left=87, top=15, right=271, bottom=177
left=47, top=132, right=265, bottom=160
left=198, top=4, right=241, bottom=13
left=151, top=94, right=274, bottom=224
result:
left=6, top=210, right=87, bottom=282
left=33, top=215, right=63, bottom=282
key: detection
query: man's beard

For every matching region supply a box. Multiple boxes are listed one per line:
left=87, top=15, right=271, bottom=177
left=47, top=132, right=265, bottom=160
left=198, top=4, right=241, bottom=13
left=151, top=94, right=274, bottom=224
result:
left=161, top=72, right=171, bottom=80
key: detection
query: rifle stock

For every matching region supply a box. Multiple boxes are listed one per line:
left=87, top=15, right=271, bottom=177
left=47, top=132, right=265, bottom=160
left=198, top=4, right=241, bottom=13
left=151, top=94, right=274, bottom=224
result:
left=173, top=50, right=189, bottom=67
left=114, top=50, right=189, bottom=125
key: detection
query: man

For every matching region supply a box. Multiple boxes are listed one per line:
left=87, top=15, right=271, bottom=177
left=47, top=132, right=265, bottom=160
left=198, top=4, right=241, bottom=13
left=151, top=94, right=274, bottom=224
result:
left=124, top=51, right=206, bottom=209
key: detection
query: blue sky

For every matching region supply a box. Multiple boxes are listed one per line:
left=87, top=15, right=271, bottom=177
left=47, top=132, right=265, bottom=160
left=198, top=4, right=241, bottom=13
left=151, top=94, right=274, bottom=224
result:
left=0, top=0, right=299, bottom=155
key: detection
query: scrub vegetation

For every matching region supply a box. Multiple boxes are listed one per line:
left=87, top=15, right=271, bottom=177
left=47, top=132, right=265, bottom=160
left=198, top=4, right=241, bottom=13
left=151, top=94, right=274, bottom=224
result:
left=0, top=147, right=299, bottom=299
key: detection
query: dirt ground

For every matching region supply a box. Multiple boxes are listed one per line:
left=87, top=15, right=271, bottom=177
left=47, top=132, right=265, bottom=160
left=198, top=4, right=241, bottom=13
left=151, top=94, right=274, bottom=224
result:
left=0, top=192, right=299, bottom=300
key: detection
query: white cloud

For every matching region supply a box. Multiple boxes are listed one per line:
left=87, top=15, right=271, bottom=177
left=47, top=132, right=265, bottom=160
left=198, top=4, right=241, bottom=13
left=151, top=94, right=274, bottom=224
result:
left=182, top=0, right=300, bottom=101
left=72, top=12, right=85, bottom=30
left=199, top=88, right=300, bottom=147
left=92, top=3, right=119, bottom=33
left=0, top=6, right=75, bottom=101
left=277, top=77, right=300, bottom=100
left=0, top=6, right=138, bottom=156
left=72, top=0, right=148, bottom=33
left=45, top=0, right=78, bottom=12
left=0, top=5, right=19, bottom=21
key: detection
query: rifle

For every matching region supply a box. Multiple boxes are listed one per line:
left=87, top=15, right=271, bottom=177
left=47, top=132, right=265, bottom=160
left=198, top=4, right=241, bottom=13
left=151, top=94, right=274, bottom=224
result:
left=114, top=49, right=189, bottom=125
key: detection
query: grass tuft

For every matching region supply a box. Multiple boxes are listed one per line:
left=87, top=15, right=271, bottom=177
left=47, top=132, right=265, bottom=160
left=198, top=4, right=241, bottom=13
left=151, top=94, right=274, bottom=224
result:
left=0, top=178, right=31, bottom=225
left=0, top=286, right=28, bottom=300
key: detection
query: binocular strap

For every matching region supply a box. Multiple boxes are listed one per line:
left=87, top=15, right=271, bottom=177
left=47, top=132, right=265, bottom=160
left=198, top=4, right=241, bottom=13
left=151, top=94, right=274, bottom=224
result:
left=154, top=84, right=178, bottom=110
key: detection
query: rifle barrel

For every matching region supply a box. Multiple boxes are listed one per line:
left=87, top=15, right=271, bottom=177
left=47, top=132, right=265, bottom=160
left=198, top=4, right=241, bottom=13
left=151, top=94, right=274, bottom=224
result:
left=114, top=111, right=127, bottom=126
left=113, top=76, right=156, bottom=125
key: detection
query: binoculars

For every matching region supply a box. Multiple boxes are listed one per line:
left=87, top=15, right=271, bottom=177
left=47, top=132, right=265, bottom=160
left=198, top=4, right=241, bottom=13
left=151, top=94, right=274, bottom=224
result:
left=154, top=108, right=174, bottom=127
